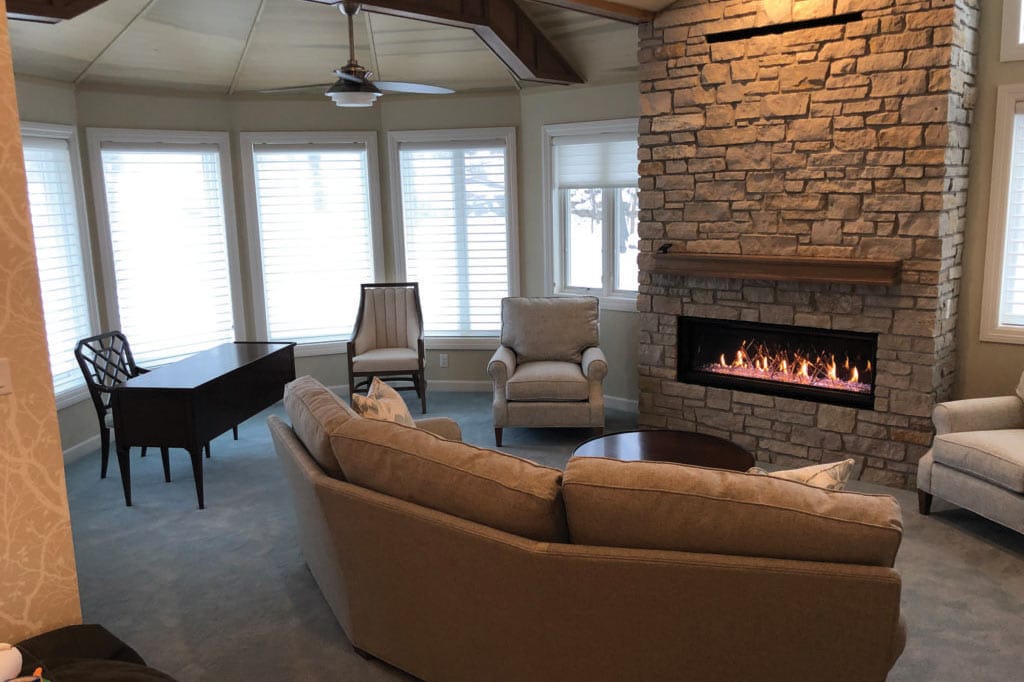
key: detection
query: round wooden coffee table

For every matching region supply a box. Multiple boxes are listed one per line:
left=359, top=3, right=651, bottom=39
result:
left=572, top=429, right=755, bottom=471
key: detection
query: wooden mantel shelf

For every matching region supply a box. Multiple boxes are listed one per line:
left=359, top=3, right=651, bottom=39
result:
left=645, top=252, right=902, bottom=286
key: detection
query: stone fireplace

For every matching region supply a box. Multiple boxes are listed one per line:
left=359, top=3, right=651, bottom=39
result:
left=636, top=0, right=978, bottom=487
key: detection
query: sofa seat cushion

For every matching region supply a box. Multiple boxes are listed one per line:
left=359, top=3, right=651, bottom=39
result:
left=283, top=375, right=359, bottom=479
left=933, top=430, right=1024, bottom=493
left=352, top=347, right=419, bottom=372
left=562, top=457, right=903, bottom=567
left=506, top=361, right=588, bottom=402
left=332, top=417, right=568, bottom=542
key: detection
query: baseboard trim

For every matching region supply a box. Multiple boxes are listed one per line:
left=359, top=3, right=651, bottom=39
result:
left=63, top=433, right=100, bottom=465
left=605, top=395, right=639, bottom=413
left=428, top=380, right=492, bottom=392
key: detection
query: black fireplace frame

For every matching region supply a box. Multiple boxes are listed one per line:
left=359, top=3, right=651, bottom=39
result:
left=677, top=317, right=878, bottom=409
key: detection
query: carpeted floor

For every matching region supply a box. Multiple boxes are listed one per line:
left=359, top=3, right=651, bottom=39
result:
left=64, top=391, right=1024, bottom=681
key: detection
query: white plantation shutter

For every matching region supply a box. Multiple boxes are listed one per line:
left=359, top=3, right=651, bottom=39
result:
left=553, top=135, right=638, bottom=189
left=23, top=135, right=94, bottom=396
left=1002, top=109, right=1024, bottom=325
left=99, top=143, right=236, bottom=366
left=397, top=139, right=511, bottom=336
left=251, top=143, right=375, bottom=343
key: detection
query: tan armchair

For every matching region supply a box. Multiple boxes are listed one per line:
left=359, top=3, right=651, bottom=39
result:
left=347, top=282, right=426, bottom=413
left=487, top=296, right=607, bottom=446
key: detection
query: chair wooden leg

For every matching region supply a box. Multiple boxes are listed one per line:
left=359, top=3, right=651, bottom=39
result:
left=918, top=490, right=933, bottom=515
left=140, top=446, right=147, bottom=457
left=494, top=428, right=503, bottom=447
left=161, top=447, right=171, bottom=483
left=416, top=372, right=426, bottom=414
left=100, top=427, right=111, bottom=479
left=204, top=442, right=211, bottom=459
left=232, top=426, right=239, bottom=440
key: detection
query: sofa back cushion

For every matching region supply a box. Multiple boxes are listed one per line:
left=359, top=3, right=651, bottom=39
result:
left=332, top=417, right=568, bottom=542
left=562, top=457, right=903, bottom=567
left=283, top=375, right=359, bottom=478
left=500, top=296, right=599, bottom=363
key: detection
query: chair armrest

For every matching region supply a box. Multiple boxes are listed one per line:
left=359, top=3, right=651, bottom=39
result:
left=415, top=417, right=463, bottom=442
left=932, top=395, right=1024, bottom=435
left=487, top=345, right=517, bottom=386
left=581, top=347, right=608, bottom=382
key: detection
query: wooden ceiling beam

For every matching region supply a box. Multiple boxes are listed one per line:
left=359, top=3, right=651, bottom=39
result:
left=526, top=0, right=653, bottom=25
left=303, top=0, right=583, bottom=84
left=7, top=0, right=109, bottom=23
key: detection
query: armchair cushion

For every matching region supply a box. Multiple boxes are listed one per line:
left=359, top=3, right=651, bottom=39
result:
left=933, top=430, right=1024, bottom=493
left=351, top=347, right=420, bottom=373
left=506, top=361, right=589, bottom=402
left=500, top=297, right=599, bottom=363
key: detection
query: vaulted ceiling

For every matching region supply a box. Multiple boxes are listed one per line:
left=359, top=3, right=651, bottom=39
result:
left=8, top=0, right=671, bottom=95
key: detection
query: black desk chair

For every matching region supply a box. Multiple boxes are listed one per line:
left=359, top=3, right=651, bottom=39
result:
left=75, top=331, right=167, bottom=480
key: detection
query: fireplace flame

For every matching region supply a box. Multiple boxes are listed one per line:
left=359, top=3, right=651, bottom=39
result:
left=705, top=340, right=871, bottom=394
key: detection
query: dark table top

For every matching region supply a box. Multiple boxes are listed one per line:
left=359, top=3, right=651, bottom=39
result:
left=119, top=342, right=294, bottom=391
left=572, top=429, right=755, bottom=472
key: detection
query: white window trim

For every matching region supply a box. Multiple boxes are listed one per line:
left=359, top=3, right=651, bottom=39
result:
left=1002, top=1, right=1024, bottom=62
left=982, top=84, right=1024, bottom=343
left=21, top=122, right=101, bottom=409
left=542, top=118, right=639, bottom=312
left=85, top=127, right=247, bottom=346
left=238, top=130, right=385, bottom=357
left=387, top=127, right=520, bottom=350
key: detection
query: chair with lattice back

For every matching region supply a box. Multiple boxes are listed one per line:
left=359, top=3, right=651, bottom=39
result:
left=74, top=331, right=165, bottom=479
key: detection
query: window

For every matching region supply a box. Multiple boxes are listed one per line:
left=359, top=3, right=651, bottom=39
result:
left=389, top=128, right=518, bottom=342
left=87, top=129, right=242, bottom=367
left=240, top=132, right=383, bottom=352
left=982, top=84, right=1024, bottom=343
left=1002, top=1, right=1024, bottom=62
left=21, top=123, right=98, bottom=404
left=543, top=119, right=639, bottom=309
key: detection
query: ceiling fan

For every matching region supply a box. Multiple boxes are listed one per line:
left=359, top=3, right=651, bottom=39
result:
left=265, top=0, right=454, bottom=107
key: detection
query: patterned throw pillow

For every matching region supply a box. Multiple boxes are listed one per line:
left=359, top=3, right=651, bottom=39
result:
left=351, top=377, right=416, bottom=428
left=748, top=458, right=856, bottom=491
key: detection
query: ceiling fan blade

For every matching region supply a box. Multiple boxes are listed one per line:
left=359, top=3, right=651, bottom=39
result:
left=259, top=82, right=334, bottom=93
left=333, top=69, right=364, bottom=84
left=373, top=81, right=455, bottom=95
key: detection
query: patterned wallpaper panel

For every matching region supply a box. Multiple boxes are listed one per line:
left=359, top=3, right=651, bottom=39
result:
left=0, top=5, right=82, bottom=642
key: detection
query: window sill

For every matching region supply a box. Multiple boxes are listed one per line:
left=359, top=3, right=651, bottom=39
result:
left=291, top=337, right=500, bottom=356
left=551, top=290, right=637, bottom=313
left=980, top=324, right=1024, bottom=345
left=55, top=385, right=91, bottom=411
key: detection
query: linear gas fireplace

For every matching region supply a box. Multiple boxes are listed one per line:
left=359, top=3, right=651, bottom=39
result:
left=678, top=317, right=878, bottom=409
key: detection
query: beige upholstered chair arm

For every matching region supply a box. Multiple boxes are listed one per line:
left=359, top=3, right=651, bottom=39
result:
left=414, top=417, right=463, bottom=442
left=487, top=345, right=517, bottom=386
left=581, top=347, right=608, bottom=383
left=932, top=395, right=1024, bottom=435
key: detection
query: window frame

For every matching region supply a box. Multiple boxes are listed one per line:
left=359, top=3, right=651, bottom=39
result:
left=387, top=127, right=520, bottom=350
left=238, top=131, right=385, bottom=358
left=982, top=84, right=1024, bottom=343
left=21, top=121, right=101, bottom=409
left=1002, top=0, right=1024, bottom=62
left=85, top=127, right=247, bottom=359
left=542, top=118, right=639, bottom=312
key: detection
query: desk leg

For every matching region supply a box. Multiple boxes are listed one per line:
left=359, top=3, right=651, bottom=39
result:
left=160, top=447, right=171, bottom=483
left=115, top=444, right=132, bottom=507
left=188, top=447, right=205, bottom=510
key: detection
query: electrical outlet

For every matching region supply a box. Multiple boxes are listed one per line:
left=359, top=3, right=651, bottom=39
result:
left=0, top=358, right=11, bottom=396
left=439, top=353, right=449, bottom=368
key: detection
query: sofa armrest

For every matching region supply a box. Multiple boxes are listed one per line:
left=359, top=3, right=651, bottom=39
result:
left=932, top=395, right=1024, bottom=435
left=487, top=345, right=516, bottom=386
left=581, top=346, right=608, bottom=383
left=415, top=417, right=463, bottom=442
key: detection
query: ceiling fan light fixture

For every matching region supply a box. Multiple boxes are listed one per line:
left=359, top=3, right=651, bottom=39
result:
left=325, top=77, right=382, bottom=107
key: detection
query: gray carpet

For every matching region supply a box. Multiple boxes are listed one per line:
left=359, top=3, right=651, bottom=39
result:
left=64, top=392, right=1024, bottom=681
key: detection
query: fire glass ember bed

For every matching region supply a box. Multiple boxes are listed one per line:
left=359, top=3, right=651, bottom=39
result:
left=677, top=317, right=878, bottom=409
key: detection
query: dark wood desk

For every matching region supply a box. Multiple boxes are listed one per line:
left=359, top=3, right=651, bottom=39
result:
left=572, top=429, right=755, bottom=471
left=111, top=341, right=295, bottom=509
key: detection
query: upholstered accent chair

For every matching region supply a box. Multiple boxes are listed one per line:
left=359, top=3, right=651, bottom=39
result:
left=917, top=372, right=1024, bottom=534
left=348, top=282, right=426, bottom=413
left=487, top=296, right=607, bottom=446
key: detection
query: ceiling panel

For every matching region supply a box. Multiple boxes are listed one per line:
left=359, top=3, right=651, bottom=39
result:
left=523, top=4, right=638, bottom=84
left=8, top=0, right=151, bottom=81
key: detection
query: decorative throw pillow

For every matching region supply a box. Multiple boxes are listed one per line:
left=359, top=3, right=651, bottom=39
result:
left=748, top=458, right=856, bottom=491
left=351, top=377, right=416, bottom=427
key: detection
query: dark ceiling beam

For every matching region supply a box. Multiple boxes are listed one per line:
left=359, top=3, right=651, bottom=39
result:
left=7, top=0, right=109, bottom=23
left=304, top=0, right=583, bottom=84
left=526, top=0, right=653, bottom=25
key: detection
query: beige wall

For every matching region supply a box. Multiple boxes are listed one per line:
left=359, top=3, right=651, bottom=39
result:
left=0, top=9, right=82, bottom=642
left=14, top=77, right=641, bottom=456
left=958, top=2, right=1024, bottom=399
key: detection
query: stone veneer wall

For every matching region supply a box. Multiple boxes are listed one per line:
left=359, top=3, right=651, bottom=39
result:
left=635, top=0, right=978, bottom=487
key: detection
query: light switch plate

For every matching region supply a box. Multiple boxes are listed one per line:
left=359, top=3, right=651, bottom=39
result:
left=0, top=358, right=11, bottom=396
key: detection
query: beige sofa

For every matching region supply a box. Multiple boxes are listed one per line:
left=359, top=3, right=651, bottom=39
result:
left=270, top=376, right=906, bottom=682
